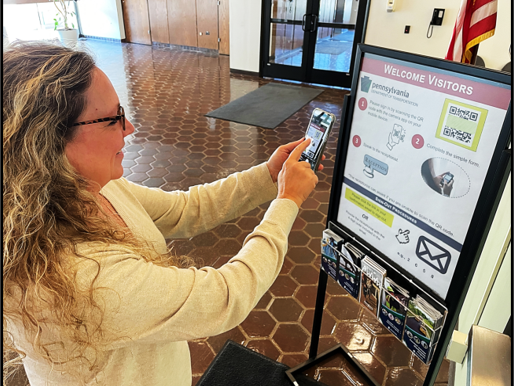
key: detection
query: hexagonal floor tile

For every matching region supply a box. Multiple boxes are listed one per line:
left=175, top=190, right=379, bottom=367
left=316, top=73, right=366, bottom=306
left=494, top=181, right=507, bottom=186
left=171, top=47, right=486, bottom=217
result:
left=326, top=296, right=361, bottom=322
left=301, top=309, right=337, bottom=336
left=272, top=324, right=310, bottom=353
left=371, top=335, right=413, bottom=367
left=245, top=339, right=280, bottom=361
left=269, top=297, right=304, bottom=322
left=290, top=265, right=319, bottom=285
left=240, top=310, right=276, bottom=338
left=188, top=341, right=215, bottom=375
left=334, top=322, right=373, bottom=351
left=385, top=368, right=423, bottom=386
left=269, top=275, right=298, bottom=297
left=206, top=326, right=246, bottom=354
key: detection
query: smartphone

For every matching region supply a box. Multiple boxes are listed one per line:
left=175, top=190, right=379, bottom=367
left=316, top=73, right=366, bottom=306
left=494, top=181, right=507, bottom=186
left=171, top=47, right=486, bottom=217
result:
left=299, top=108, right=336, bottom=172
left=440, top=172, right=454, bottom=186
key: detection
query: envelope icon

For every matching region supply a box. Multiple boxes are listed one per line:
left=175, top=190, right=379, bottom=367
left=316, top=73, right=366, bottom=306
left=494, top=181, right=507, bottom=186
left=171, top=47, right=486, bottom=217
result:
left=415, top=236, right=451, bottom=274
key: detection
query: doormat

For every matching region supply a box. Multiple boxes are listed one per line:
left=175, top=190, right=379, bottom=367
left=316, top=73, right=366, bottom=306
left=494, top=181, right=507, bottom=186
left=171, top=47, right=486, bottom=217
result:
left=205, top=82, right=323, bottom=129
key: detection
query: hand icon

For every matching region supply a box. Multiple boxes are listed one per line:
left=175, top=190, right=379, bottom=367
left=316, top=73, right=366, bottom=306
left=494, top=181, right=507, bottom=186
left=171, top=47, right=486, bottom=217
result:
left=386, top=124, right=405, bottom=150
left=396, top=229, right=410, bottom=244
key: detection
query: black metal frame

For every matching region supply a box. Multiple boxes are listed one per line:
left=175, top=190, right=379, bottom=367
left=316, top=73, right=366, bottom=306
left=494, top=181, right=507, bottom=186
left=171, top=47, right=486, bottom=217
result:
left=259, top=0, right=371, bottom=88
left=301, top=44, right=512, bottom=386
left=286, top=344, right=382, bottom=386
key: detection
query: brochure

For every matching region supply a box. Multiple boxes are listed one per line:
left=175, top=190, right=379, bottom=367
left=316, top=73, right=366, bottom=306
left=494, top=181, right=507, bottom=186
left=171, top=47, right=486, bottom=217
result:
left=378, top=277, right=410, bottom=340
left=321, top=229, right=344, bottom=280
left=403, top=295, right=445, bottom=364
left=359, top=256, right=387, bottom=316
left=337, top=242, right=365, bottom=299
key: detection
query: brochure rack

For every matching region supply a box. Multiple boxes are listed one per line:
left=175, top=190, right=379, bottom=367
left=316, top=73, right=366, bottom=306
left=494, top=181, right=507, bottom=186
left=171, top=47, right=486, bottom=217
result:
left=287, top=44, right=511, bottom=386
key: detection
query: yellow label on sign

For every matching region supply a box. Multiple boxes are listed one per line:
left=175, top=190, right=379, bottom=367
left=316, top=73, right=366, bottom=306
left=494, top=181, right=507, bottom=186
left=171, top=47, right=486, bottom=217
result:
left=345, top=188, right=394, bottom=227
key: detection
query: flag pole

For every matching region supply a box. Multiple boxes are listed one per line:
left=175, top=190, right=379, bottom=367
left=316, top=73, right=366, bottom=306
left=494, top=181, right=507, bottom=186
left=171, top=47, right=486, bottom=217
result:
left=467, top=45, right=479, bottom=65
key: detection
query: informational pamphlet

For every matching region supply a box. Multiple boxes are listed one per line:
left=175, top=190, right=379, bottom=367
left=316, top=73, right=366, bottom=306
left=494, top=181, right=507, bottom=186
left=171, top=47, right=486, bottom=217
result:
left=337, top=52, right=511, bottom=298
left=337, top=243, right=364, bottom=299
left=321, top=229, right=344, bottom=280
left=403, top=295, right=445, bottom=364
left=378, top=277, right=410, bottom=340
left=359, top=257, right=387, bottom=316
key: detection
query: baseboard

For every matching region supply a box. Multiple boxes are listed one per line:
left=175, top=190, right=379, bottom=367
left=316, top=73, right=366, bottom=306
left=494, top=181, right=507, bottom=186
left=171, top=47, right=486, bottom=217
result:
left=81, top=35, right=122, bottom=43
left=230, top=68, right=259, bottom=77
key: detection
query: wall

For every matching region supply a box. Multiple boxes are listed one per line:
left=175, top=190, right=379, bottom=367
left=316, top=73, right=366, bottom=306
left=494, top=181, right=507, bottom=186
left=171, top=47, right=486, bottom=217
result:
left=229, top=0, right=262, bottom=73
left=76, top=0, right=125, bottom=40
left=452, top=175, right=511, bottom=386
left=364, top=0, right=511, bottom=71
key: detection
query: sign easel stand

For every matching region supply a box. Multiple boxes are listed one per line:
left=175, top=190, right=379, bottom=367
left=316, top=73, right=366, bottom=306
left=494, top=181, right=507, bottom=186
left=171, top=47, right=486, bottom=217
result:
left=286, top=47, right=512, bottom=384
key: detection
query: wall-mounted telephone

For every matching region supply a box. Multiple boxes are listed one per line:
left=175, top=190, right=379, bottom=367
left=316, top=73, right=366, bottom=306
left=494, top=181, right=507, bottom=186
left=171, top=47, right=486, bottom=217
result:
left=386, top=0, right=395, bottom=12
left=427, top=8, right=445, bottom=38
left=430, top=8, right=445, bottom=26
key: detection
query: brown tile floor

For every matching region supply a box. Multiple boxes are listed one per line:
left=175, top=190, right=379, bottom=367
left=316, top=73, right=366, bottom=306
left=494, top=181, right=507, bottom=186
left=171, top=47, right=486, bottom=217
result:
left=5, top=39, right=449, bottom=386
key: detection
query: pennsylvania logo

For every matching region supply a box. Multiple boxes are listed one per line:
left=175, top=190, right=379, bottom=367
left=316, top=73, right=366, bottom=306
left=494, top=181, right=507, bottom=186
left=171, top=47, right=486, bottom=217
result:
left=361, top=76, right=372, bottom=93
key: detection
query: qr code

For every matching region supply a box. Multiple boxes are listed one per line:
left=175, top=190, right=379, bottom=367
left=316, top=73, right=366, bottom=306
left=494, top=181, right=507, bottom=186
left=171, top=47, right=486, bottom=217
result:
left=442, top=127, right=473, bottom=143
left=449, top=106, right=479, bottom=121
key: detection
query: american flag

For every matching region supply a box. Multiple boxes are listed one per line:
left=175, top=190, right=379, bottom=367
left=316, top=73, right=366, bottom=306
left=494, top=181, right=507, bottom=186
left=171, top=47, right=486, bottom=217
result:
left=445, top=0, right=497, bottom=63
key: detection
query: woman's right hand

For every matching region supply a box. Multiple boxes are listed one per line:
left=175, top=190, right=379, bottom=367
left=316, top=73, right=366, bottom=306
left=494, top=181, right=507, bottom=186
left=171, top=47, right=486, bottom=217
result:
left=276, top=138, right=319, bottom=208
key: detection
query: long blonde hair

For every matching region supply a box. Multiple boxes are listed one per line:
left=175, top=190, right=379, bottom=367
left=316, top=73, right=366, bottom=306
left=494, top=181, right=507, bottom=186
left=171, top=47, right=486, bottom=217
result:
left=3, top=41, right=190, bottom=385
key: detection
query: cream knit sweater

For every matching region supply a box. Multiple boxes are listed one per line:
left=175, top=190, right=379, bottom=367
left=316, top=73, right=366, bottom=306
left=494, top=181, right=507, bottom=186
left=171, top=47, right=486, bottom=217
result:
left=11, top=163, right=299, bottom=385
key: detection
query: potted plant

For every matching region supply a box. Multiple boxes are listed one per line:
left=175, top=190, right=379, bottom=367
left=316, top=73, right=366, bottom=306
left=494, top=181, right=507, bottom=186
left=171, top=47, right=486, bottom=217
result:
left=53, top=0, right=78, bottom=44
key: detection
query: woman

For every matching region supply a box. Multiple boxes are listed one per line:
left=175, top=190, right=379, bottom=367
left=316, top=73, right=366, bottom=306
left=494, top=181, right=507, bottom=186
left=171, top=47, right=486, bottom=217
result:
left=3, top=41, right=320, bottom=385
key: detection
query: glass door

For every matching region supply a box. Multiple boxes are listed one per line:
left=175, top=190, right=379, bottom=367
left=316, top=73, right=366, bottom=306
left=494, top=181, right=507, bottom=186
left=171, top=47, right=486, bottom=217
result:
left=261, top=0, right=369, bottom=88
left=263, top=0, right=312, bottom=82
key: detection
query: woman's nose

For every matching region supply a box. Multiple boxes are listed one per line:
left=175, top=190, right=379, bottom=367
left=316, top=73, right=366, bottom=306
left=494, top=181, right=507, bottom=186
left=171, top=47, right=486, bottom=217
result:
left=124, top=118, right=135, bottom=136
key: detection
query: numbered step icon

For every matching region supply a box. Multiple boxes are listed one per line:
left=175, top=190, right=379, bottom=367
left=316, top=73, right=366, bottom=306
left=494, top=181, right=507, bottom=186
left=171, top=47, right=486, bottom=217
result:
left=358, top=97, right=368, bottom=111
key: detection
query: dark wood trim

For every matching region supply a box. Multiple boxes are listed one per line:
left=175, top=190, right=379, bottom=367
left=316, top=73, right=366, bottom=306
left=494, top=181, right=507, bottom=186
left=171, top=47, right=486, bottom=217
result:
left=229, top=69, right=259, bottom=77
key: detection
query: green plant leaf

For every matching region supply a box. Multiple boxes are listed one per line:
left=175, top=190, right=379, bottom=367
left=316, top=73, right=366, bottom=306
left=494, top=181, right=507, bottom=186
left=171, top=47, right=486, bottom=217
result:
left=72, top=23, right=75, bottom=28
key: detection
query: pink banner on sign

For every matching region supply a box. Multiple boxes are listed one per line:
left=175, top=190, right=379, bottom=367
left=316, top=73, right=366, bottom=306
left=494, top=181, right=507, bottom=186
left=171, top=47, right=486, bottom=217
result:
left=361, top=57, right=511, bottom=110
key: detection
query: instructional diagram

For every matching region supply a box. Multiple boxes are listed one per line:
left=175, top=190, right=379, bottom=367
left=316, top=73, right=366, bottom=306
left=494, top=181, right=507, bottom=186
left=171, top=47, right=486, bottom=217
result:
left=337, top=54, right=511, bottom=298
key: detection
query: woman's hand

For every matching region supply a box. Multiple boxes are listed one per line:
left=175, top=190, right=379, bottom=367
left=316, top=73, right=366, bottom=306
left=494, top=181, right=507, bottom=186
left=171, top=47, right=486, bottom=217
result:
left=267, top=138, right=325, bottom=183
left=441, top=179, right=454, bottom=197
left=276, top=139, right=319, bottom=208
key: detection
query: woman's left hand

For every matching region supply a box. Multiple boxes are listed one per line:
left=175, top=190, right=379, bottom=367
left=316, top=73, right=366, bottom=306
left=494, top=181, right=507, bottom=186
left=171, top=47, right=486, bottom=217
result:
left=266, top=138, right=325, bottom=183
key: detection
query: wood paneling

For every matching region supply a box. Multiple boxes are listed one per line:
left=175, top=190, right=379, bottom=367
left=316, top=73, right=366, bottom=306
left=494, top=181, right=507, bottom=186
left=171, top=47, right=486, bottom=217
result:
left=148, top=0, right=169, bottom=44
left=166, top=0, right=197, bottom=47
left=218, top=0, right=230, bottom=55
left=196, top=0, right=218, bottom=50
left=218, top=0, right=229, bottom=55
left=122, top=0, right=152, bottom=45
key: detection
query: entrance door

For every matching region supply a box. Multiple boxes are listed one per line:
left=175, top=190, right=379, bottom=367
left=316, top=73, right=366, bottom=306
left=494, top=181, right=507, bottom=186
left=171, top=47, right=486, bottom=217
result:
left=261, top=0, right=369, bottom=88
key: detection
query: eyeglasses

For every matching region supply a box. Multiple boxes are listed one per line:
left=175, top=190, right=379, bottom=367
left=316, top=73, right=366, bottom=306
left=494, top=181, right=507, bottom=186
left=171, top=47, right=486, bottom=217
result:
left=71, top=105, right=126, bottom=131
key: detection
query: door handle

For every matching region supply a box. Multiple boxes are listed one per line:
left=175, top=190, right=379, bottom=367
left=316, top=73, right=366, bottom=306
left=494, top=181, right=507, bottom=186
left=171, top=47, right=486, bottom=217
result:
left=302, top=14, right=307, bottom=31
left=310, top=14, right=318, bottom=32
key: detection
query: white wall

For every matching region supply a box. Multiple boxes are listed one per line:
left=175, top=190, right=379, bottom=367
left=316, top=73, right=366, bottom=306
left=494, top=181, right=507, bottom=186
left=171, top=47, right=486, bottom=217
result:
left=76, top=0, right=125, bottom=40
left=451, top=176, right=511, bottom=386
left=229, top=0, right=262, bottom=73
left=364, top=0, right=511, bottom=71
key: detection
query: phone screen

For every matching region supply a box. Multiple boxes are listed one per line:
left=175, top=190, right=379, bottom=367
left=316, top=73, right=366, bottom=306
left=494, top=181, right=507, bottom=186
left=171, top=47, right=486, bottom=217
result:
left=443, top=173, right=453, bottom=184
left=300, top=109, right=335, bottom=170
